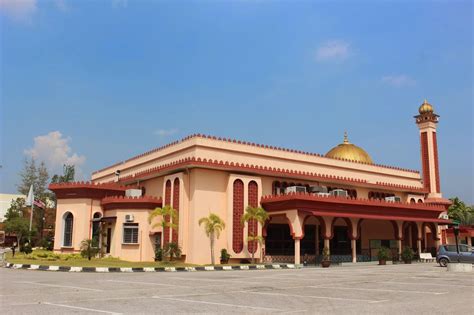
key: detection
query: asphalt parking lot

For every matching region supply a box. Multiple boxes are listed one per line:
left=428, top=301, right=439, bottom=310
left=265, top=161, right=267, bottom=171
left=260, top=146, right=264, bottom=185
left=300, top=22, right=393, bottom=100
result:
left=1, top=263, right=472, bottom=314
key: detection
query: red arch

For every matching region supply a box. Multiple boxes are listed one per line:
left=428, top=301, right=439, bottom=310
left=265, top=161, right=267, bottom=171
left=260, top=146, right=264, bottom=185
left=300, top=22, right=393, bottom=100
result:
left=232, top=179, right=244, bottom=253
left=163, top=180, right=172, bottom=247
left=248, top=181, right=258, bottom=254
left=172, top=178, right=180, bottom=243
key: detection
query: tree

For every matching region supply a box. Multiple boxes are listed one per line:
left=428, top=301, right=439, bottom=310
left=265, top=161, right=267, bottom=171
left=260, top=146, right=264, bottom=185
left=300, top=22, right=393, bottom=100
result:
left=241, top=206, right=269, bottom=263
left=4, top=197, right=26, bottom=221
left=4, top=217, right=32, bottom=248
left=198, top=213, right=226, bottom=265
left=148, top=205, right=178, bottom=260
left=80, top=239, right=99, bottom=260
left=51, top=164, right=75, bottom=184
left=448, top=197, right=474, bottom=225
left=17, top=158, right=38, bottom=196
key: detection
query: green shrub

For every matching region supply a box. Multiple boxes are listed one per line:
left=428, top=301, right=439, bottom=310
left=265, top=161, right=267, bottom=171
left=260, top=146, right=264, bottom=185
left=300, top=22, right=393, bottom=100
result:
left=21, top=243, right=33, bottom=254
left=155, top=248, right=163, bottom=262
left=401, top=247, right=415, bottom=262
left=80, top=239, right=100, bottom=260
left=377, top=247, right=391, bottom=261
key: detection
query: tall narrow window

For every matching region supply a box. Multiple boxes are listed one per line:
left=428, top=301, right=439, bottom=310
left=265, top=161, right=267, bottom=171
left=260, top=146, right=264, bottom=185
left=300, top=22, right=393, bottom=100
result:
left=164, top=180, right=172, bottom=247
left=63, top=212, right=74, bottom=247
left=233, top=179, right=244, bottom=253
left=172, top=178, right=180, bottom=243
left=248, top=181, right=258, bottom=254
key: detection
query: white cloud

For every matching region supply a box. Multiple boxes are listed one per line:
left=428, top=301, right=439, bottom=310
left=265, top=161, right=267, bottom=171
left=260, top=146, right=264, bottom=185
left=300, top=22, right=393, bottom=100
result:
left=154, top=129, right=178, bottom=137
left=316, top=40, right=350, bottom=62
left=111, top=0, right=127, bottom=8
left=381, top=75, right=417, bottom=87
left=0, top=0, right=37, bottom=22
left=24, top=131, right=86, bottom=177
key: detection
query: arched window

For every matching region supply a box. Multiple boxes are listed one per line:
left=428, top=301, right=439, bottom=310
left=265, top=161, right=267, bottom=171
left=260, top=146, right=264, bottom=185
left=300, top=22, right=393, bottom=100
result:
left=410, top=198, right=416, bottom=204
left=92, top=212, right=102, bottom=243
left=248, top=181, right=258, bottom=254
left=63, top=212, right=74, bottom=247
left=233, top=179, right=244, bottom=253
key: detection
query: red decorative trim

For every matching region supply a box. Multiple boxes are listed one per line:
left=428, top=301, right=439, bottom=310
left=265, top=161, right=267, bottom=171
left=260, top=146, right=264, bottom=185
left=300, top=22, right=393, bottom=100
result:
left=49, top=181, right=126, bottom=199
left=93, top=134, right=420, bottom=175
left=420, top=132, right=431, bottom=191
left=101, top=196, right=162, bottom=210
left=247, top=181, right=258, bottom=254
left=233, top=179, right=244, bottom=254
left=114, top=157, right=427, bottom=194
left=432, top=132, right=441, bottom=193
left=164, top=180, right=171, bottom=247
left=172, top=178, right=180, bottom=243
left=261, top=193, right=450, bottom=224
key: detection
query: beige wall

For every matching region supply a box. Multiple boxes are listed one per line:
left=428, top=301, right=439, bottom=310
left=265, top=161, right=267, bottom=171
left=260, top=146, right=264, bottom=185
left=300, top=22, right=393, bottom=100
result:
left=54, top=198, right=103, bottom=253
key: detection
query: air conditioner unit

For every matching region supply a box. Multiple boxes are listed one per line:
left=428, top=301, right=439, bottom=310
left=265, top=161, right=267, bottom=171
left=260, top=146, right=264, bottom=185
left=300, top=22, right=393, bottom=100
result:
left=285, top=186, right=307, bottom=194
left=316, top=192, right=330, bottom=197
left=385, top=196, right=401, bottom=202
left=439, top=213, right=449, bottom=220
left=125, top=189, right=142, bottom=198
left=310, top=186, right=328, bottom=193
left=330, top=189, right=348, bottom=197
left=125, top=214, right=134, bottom=222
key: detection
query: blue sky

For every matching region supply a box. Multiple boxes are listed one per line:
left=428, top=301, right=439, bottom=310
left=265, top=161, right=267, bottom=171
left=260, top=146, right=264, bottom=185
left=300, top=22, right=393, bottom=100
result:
left=1, top=0, right=472, bottom=203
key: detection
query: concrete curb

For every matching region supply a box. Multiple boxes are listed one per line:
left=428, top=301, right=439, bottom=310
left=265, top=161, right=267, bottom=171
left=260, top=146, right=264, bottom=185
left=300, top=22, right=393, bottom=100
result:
left=4, top=262, right=298, bottom=273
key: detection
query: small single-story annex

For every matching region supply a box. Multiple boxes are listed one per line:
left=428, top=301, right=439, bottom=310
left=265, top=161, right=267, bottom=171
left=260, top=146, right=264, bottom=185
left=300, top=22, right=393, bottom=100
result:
left=50, top=100, right=452, bottom=264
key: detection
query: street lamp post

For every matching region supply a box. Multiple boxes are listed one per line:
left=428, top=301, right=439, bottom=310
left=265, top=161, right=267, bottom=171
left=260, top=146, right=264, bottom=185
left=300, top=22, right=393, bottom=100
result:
left=453, top=225, right=460, bottom=263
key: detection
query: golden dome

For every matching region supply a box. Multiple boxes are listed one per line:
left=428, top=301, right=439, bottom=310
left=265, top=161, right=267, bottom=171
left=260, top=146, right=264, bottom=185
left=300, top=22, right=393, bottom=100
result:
left=419, top=99, right=434, bottom=114
left=325, top=132, right=373, bottom=164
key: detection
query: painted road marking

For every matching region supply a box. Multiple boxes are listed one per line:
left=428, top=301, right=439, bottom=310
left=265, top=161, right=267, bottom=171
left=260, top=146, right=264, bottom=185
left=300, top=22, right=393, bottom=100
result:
left=309, top=285, right=448, bottom=295
left=15, top=281, right=103, bottom=292
left=152, top=296, right=284, bottom=311
left=42, top=302, right=121, bottom=314
left=105, top=279, right=190, bottom=288
left=240, top=290, right=389, bottom=304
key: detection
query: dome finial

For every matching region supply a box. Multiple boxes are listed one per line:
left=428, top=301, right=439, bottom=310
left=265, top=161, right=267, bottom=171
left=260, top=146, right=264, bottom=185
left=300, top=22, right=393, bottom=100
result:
left=419, top=99, right=434, bottom=114
left=343, top=131, right=349, bottom=144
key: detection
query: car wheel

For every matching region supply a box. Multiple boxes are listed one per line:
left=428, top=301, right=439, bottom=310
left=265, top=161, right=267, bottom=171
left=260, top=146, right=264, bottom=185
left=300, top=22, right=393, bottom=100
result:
left=439, top=258, right=448, bottom=267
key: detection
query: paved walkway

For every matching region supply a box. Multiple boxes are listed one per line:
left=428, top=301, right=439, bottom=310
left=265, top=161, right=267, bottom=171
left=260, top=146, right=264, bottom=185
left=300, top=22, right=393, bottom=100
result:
left=1, top=263, right=472, bottom=314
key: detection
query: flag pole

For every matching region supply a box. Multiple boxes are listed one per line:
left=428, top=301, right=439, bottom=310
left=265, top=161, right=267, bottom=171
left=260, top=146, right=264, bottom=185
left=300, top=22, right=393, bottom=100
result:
left=29, top=203, right=34, bottom=242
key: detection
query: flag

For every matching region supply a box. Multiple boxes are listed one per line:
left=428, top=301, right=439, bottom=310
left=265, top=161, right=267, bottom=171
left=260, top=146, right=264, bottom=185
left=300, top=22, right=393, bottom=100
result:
left=25, top=185, right=34, bottom=206
left=34, top=199, right=46, bottom=209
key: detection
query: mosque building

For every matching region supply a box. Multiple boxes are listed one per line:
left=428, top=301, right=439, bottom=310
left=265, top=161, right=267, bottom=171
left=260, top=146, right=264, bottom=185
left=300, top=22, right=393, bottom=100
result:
left=50, top=100, right=451, bottom=264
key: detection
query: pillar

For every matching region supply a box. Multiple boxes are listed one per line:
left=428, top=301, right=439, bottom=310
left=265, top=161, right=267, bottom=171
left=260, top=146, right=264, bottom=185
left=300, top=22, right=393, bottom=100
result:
left=351, top=239, right=357, bottom=263
left=294, top=238, right=301, bottom=265
left=398, top=239, right=402, bottom=257
left=324, top=238, right=330, bottom=251
left=417, top=239, right=422, bottom=257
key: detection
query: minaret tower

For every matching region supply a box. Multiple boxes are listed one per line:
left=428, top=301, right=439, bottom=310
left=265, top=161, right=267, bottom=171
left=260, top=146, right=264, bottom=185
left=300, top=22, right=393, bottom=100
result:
left=415, top=99, right=442, bottom=198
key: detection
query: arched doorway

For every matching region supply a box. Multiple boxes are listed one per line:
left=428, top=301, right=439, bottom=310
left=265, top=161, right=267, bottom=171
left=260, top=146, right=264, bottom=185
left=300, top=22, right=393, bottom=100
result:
left=422, top=222, right=438, bottom=256
left=360, top=219, right=397, bottom=261
left=264, top=215, right=294, bottom=263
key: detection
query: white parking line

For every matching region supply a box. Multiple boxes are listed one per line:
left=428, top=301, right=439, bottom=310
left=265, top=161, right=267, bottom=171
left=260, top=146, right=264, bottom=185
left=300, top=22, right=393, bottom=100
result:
left=105, top=279, right=190, bottom=288
left=387, top=281, right=474, bottom=288
left=42, top=302, right=121, bottom=314
left=153, top=296, right=283, bottom=311
left=15, top=281, right=103, bottom=292
left=309, top=285, right=447, bottom=295
left=238, top=290, right=388, bottom=304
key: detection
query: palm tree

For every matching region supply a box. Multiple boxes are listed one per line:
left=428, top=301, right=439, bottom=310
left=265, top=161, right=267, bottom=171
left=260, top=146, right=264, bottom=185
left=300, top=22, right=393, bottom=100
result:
left=241, top=206, right=269, bottom=263
left=148, top=205, right=178, bottom=260
left=198, top=213, right=225, bottom=265
left=448, top=197, right=474, bottom=225
left=80, top=239, right=99, bottom=260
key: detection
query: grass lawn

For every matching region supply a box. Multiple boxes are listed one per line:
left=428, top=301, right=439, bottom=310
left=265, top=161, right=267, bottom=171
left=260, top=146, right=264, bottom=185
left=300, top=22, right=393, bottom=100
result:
left=5, top=249, right=198, bottom=268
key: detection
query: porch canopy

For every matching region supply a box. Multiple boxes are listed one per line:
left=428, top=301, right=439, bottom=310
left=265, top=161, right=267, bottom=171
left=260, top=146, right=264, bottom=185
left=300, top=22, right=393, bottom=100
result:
left=261, top=193, right=450, bottom=224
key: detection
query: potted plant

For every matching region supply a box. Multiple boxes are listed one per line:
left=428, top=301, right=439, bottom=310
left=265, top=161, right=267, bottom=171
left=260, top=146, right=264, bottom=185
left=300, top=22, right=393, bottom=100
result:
left=377, top=246, right=390, bottom=265
left=220, top=248, right=231, bottom=264
left=321, top=247, right=331, bottom=268
left=401, top=247, right=415, bottom=264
